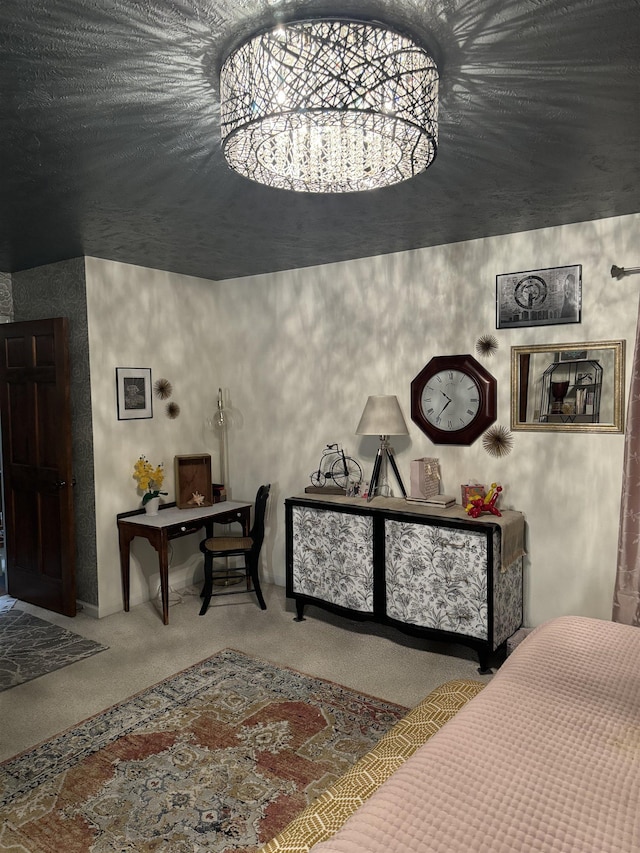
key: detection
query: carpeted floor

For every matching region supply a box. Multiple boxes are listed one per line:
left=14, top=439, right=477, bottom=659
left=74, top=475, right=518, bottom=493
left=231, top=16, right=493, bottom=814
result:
left=0, top=595, right=15, bottom=615
left=0, top=609, right=108, bottom=692
left=0, top=648, right=408, bottom=852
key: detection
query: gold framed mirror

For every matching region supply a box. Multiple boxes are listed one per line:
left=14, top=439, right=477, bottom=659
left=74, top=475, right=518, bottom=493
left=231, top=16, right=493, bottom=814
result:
left=511, top=340, right=625, bottom=432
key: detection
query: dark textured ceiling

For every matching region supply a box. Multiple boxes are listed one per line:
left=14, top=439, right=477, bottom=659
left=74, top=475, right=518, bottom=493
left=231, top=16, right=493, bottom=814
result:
left=0, top=0, right=638, bottom=281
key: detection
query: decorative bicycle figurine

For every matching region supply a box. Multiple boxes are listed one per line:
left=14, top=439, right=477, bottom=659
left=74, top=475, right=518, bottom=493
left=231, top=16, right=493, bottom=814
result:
left=310, top=444, right=363, bottom=491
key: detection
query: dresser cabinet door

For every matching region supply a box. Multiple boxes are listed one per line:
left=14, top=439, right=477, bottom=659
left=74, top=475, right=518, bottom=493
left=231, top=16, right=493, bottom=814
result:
left=385, top=519, right=489, bottom=639
left=492, top=535, right=524, bottom=647
left=290, top=506, right=374, bottom=613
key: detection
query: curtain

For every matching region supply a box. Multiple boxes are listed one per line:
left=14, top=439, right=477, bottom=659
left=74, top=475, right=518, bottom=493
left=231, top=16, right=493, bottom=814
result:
left=613, top=301, right=640, bottom=626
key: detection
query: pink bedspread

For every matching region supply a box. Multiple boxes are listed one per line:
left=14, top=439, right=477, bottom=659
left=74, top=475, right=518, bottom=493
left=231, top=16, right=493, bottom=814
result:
left=313, top=616, right=640, bottom=853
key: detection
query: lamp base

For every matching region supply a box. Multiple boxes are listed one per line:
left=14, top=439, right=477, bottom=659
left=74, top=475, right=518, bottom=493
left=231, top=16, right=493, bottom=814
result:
left=367, top=442, right=407, bottom=502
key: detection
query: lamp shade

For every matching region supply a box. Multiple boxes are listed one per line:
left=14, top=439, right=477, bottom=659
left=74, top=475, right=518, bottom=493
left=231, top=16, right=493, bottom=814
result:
left=356, top=395, right=409, bottom=437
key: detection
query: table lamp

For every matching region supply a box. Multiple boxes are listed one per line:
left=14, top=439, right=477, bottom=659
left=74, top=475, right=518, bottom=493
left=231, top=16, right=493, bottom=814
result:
left=356, top=395, right=409, bottom=502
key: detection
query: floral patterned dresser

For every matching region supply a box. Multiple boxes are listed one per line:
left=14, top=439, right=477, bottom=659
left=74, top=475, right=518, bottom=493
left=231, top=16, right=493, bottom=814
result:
left=285, top=494, right=525, bottom=671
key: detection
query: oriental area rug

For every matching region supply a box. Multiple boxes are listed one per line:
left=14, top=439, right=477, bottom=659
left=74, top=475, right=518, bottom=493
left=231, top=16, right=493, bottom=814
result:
left=0, top=648, right=408, bottom=852
left=0, top=609, right=108, bottom=692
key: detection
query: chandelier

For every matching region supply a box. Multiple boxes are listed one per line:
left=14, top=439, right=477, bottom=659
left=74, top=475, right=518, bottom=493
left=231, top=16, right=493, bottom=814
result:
left=219, top=19, right=439, bottom=193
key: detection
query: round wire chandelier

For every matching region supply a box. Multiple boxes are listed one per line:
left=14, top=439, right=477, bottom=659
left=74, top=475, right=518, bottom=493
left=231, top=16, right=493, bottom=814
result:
left=219, top=19, right=439, bottom=193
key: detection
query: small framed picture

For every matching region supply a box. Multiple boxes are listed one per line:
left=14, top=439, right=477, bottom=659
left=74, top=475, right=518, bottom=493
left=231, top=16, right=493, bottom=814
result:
left=116, top=367, right=152, bottom=420
left=496, top=264, right=582, bottom=329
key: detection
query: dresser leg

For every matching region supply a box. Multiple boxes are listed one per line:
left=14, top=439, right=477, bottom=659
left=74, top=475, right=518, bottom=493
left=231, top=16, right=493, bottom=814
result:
left=477, top=649, right=493, bottom=675
left=293, top=599, right=306, bottom=622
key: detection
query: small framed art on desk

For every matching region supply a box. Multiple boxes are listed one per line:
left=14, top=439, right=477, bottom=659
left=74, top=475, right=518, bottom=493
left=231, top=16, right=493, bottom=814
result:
left=174, top=454, right=213, bottom=508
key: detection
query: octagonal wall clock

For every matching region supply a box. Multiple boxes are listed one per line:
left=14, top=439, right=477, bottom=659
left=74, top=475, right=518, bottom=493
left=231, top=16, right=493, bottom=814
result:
left=411, top=354, right=497, bottom=445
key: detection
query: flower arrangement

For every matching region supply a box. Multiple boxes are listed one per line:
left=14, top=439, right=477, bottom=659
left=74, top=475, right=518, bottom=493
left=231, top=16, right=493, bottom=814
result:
left=133, top=456, right=168, bottom=505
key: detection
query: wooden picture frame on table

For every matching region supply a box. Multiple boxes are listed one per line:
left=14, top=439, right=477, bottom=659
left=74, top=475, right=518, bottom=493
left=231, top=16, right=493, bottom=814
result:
left=174, top=455, right=213, bottom=508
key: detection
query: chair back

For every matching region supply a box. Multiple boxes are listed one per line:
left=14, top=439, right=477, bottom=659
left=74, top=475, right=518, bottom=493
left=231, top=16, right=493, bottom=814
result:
left=249, top=484, right=271, bottom=554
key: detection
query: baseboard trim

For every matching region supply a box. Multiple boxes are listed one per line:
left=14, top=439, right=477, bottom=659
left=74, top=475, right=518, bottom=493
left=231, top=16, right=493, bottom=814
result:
left=77, top=600, right=99, bottom=619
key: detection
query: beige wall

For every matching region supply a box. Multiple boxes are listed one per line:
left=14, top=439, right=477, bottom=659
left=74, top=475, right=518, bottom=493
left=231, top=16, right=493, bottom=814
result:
left=85, top=258, right=222, bottom=617
left=86, top=212, right=640, bottom=626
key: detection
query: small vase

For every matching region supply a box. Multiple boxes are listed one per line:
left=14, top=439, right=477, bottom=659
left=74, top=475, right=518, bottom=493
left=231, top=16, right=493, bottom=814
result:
left=144, top=496, right=160, bottom=516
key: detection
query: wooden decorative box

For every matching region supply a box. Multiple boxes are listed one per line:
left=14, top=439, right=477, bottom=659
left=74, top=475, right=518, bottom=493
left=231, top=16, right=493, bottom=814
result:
left=174, top=454, right=213, bottom=508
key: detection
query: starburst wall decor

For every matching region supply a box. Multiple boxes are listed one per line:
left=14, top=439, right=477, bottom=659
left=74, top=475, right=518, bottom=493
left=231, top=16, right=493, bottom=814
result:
left=482, top=424, right=514, bottom=457
left=476, top=334, right=498, bottom=358
left=153, top=378, right=173, bottom=400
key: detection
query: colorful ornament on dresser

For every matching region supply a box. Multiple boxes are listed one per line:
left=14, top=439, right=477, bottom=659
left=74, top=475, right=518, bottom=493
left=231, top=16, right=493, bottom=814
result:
left=465, top=482, right=503, bottom=518
left=133, top=456, right=168, bottom=515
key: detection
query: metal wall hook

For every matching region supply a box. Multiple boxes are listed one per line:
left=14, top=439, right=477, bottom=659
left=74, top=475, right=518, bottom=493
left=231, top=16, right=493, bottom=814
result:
left=611, top=265, right=640, bottom=279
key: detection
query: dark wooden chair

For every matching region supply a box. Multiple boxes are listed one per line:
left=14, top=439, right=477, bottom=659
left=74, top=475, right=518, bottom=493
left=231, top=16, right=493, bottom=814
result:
left=198, top=484, right=270, bottom=616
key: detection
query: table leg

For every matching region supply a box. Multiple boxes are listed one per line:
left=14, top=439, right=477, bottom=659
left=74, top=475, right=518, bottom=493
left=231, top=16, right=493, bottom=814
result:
left=118, top=526, right=136, bottom=612
left=118, top=505, right=252, bottom=625
left=157, top=532, right=170, bottom=625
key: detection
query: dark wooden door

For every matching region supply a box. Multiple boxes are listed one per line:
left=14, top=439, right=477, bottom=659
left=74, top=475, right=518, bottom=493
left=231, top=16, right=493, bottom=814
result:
left=0, top=318, right=76, bottom=616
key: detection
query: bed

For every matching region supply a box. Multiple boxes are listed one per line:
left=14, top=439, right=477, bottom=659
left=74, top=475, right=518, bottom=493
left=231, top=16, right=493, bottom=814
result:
left=263, top=616, right=640, bottom=853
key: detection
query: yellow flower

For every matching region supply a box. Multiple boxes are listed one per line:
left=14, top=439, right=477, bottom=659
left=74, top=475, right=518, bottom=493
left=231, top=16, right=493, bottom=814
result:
left=132, top=456, right=167, bottom=504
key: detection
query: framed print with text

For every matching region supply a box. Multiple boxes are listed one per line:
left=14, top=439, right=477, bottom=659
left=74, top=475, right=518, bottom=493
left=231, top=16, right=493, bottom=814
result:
left=496, top=264, right=582, bottom=329
left=116, top=367, right=152, bottom=420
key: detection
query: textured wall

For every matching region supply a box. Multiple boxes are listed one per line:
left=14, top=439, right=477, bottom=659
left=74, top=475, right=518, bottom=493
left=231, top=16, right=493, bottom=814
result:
left=11, top=258, right=98, bottom=606
left=84, top=257, right=221, bottom=617
left=210, top=214, right=639, bottom=627
left=78, top=213, right=639, bottom=626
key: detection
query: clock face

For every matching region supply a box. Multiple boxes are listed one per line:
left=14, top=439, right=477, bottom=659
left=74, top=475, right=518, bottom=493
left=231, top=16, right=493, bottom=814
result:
left=411, top=354, right=497, bottom=445
left=420, top=369, right=481, bottom=432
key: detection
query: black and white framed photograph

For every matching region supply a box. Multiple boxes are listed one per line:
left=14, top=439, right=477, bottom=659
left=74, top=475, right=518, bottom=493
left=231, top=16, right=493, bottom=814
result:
left=116, top=367, right=152, bottom=420
left=496, top=264, right=582, bottom=329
